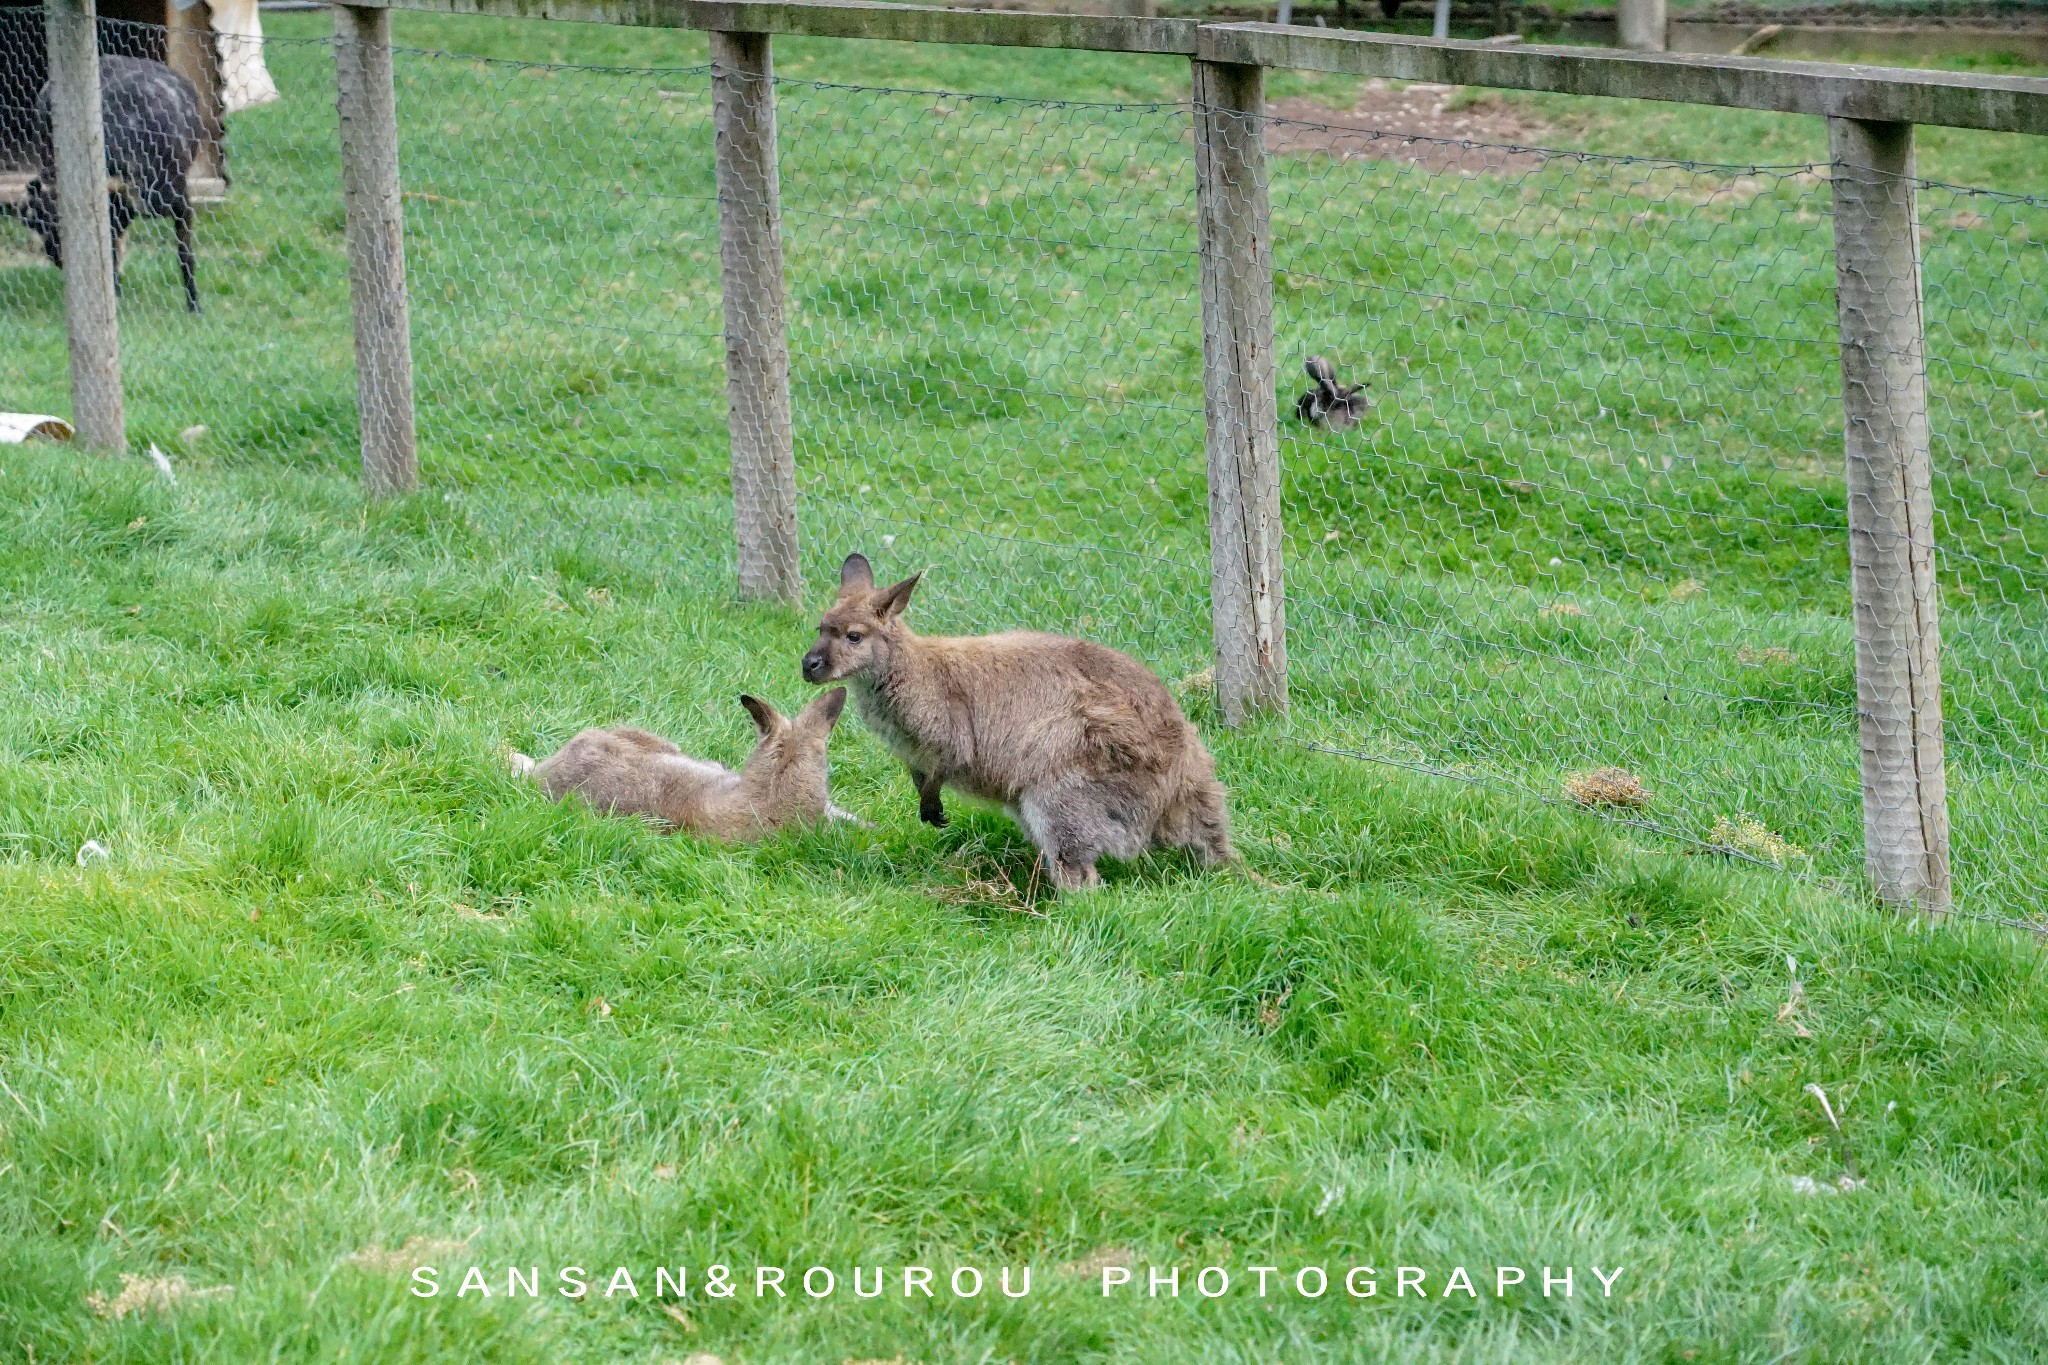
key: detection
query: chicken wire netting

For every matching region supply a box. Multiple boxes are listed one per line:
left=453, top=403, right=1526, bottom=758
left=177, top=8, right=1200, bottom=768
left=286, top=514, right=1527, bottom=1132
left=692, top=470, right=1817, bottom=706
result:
left=0, top=21, right=2040, bottom=925
left=1259, top=109, right=2045, bottom=924
left=0, top=15, right=353, bottom=462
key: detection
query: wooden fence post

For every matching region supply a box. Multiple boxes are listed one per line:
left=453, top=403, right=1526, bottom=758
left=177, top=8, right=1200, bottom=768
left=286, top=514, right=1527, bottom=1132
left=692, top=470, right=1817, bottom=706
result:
left=1193, top=58, right=1286, bottom=724
left=712, top=29, right=800, bottom=604
left=1617, top=0, right=1668, bottom=52
left=335, top=3, right=418, bottom=497
left=1828, top=116, right=1951, bottom=916
left=44, top=0, right=125, bottom=453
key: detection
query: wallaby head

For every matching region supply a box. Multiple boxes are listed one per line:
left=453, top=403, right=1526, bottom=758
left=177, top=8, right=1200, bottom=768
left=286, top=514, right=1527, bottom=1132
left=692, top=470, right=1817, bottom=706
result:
left=802, top=553, right=922, bottom=685
left=737, top=687, right=848, bottom=815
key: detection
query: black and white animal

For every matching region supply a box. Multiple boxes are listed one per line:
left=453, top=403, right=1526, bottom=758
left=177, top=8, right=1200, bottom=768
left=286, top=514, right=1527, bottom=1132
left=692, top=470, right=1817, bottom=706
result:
left=21, top=55, right=202, bottom=313
left=1294, top=355, right=1370, bottom=431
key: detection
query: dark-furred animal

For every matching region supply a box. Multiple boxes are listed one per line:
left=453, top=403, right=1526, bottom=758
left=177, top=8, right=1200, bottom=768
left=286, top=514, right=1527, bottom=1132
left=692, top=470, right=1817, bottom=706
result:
left=22, top=55, right=201, bottom=312
left=511, top=690, right=853, bottom=841
left=801, top=553, right=1233, bottom=890
left=1295, top=355, right=1369, bottom=430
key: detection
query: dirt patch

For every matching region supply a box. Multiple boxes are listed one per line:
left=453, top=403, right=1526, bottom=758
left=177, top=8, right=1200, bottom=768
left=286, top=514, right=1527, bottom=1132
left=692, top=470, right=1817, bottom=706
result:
left=1564, top=766, right=1653, bottom=810
left=1266, top=81, right=1560, bottom=176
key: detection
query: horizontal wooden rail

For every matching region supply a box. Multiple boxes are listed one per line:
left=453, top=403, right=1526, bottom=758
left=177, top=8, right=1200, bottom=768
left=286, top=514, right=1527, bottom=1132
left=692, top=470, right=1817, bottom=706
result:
left=1200, top=23, right=2048, bottom=135
left=346, top=0, right=1199, bottom=55
left=345, top=0, right=2048, bottom=134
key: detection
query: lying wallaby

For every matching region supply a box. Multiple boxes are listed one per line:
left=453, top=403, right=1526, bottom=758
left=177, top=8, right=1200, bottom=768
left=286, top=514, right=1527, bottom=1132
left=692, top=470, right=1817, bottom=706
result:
left=510, top=690, right=853, bottom=841
left=800, top=554, right=1232, bottom=890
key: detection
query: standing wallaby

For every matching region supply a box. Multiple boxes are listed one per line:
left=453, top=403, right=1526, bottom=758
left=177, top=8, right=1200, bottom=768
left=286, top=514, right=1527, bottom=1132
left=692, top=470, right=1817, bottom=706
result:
left=800, top=553, right=1233, bottom=890
left=510, top=690, right=853, bottom=841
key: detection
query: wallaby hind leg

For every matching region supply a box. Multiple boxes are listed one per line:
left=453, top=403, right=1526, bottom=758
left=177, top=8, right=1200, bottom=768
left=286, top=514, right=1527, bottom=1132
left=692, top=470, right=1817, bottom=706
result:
left=1038, top=852, right=1100, bottom=893
left=1020, top=779, right=1147, bottom=893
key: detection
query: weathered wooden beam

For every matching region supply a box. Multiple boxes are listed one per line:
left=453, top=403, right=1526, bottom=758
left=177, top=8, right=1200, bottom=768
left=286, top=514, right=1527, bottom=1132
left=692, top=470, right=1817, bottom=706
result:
left=1830, top=117, right=1950, bottom=916
left=343, top=0, right=2048, bottom=134
left=348, top=0, right=1200, bottom=55
left=336, top=3, right=421, bottom=496
left=1194, top=58, right=1285, bottom=724
left=44, top=0, right=126, bottom=453
left=1198, top=22, right=2048, bottom=134
left=712, top=29, right=800, bottom=604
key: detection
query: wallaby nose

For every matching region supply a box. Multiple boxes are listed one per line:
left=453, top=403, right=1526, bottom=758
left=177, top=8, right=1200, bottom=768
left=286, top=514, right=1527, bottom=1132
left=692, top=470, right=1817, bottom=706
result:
left=801, top=651, right=827, bottom=683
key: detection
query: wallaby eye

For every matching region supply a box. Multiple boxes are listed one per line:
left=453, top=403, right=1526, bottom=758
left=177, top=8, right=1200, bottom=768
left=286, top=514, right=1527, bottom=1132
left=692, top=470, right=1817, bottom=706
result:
left=846, top=631, right=864, bottom=644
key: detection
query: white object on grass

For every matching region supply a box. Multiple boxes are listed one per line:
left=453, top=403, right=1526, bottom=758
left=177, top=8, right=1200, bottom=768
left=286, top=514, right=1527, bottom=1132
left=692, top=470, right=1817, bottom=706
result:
left=147, top=444, right=177, bottom=484
left=75, top=839, right=111, bottom=867
left=0, top=414, right=73, bottom=444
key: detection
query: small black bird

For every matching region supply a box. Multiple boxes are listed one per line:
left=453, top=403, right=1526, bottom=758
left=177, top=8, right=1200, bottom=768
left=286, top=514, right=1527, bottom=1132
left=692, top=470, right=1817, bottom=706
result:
left=1295, top=356, right=1370, bottom=431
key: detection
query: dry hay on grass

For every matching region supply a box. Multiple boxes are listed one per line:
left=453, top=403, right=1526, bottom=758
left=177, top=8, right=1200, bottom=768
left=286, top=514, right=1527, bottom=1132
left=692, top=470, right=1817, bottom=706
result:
left=931, top=852, right=1049, bottom=917
left=1564, top=767, right=1652, bottom=809
left=1266, top=80, right=1559, bottom=175
left=342, top=1235, right=469, bottom=1275
left=1058, top=1246, right=1135, bottom=1278
left=86, top=1273, right=232, bottom=1320
left=1710, top=813, right=1804, bottom=865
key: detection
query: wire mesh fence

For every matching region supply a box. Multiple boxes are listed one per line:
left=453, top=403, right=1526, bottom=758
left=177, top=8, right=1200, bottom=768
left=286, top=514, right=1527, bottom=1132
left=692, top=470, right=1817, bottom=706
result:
left=0, top=17, right=2040, bottom=924
left=1, top=17, right=353, bottom=462
left=1262, top=111, right=2046, bottom=921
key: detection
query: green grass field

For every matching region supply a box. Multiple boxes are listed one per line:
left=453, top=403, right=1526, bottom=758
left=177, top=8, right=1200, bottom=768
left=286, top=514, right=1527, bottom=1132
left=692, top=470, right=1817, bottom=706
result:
left=2, top=12, right=2047, bottom=1361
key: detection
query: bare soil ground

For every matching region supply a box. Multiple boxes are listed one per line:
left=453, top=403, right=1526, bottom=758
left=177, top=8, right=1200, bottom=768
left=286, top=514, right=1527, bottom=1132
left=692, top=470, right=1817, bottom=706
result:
left=1267, top=80, right=1562, bottom=174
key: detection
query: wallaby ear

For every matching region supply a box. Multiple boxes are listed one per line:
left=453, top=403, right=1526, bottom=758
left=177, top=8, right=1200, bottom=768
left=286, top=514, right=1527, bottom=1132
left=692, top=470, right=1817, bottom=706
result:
left=801, top=687, right=848, bottom=731
left=871, top=572, right=921, bottom=621
left=738, top=693, right=784, bottom=737
left=1305, top=355, right=1336, bottom=389
left=838, top=553, right=875, bottom=597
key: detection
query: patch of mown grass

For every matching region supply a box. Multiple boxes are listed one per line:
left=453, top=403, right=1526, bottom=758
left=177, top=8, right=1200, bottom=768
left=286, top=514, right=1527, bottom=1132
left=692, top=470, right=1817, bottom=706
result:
left=1, top=448, right=2045, bottom=1363
left=1, top=14, right=2045, bottom=1359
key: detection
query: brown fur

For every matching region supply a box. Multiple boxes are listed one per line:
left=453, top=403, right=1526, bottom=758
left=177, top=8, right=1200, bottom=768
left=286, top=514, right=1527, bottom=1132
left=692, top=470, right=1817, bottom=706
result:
left=511, top=690, right=850, bottom=841
left=801, top=554, right=1232, bottom=890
